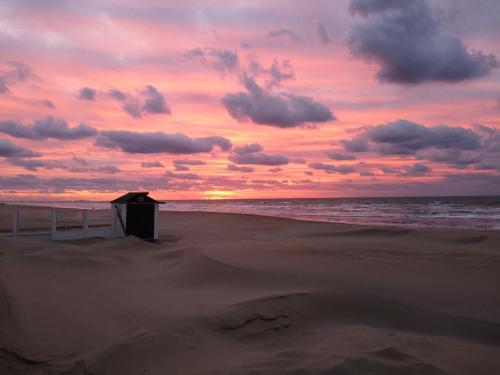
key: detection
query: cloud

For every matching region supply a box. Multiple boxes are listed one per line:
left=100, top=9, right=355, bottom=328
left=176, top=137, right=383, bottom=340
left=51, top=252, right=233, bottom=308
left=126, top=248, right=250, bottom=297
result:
left=6, top=156, right=120, bottom=173
left=0, top=139, right=40, bottom=158
left=265, top=28, right=301, bottom=43
left=418, top=149, right=482, bottom=169
left=141, top=161, right=164, bottom=168
left=172, top=159, right=205, bottom=171
left=78, top=86, right=96, bottom=101
left=230, top=152, right=289, bottom=166
left=222, top=74, right=334, bottom=128
left=165, top=171, right=200, bottom=180
left=308, top=162, right=357, bottom=174
left=316, top=21, right=331, bottom=44
left=5, top=61, right=34, bottom=81
left=234, top=143, right=263, bottom=154
left=342, top=119, right=482, bottom=155
left=184, top=47, right=239, bottom=75
left=41, top=99, right=55, bottom=108
left=0, top=116, right=98, bottom=140
left=248, top=58, right=295, bottom=88
left=72, top=157, right=88, bottom=166
left=109, top=88, right=127, bottom=101
left=269, top=167, right=283, bottom=173
left=0, top=174, right=169, bottom=193
left=142, top=85, right=170, bottom=115
left=0, top=60, right=36, bottom=93
left=327, top=151, right=357, bottom=161
left=108, top=85, right=170, bottom=118
left=173, top=159, right=205, bottom=166
left=173, top=164, right=189, bottom=171
left=402, top=163, right=432, bottom=176
left=229, top=142, right=289, bottom=166
left=0, top=78, right=9, bottom=94
left=227, top=164, right=255, bottom=173
left=379, top=162, right=432, bottom=176
left=93, top=165, right=120, bottom=174
left=340, top=137, right=369, bottom=152
left=96, top=130, right=232, bottom=154
left=348, top=0, right=498, bottom=83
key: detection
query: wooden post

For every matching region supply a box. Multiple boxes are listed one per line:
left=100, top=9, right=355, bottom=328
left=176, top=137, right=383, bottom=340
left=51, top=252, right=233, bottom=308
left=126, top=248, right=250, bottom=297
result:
left=154, top=203, right=159, bottom=240
left=12, top=209, right=20, bottom=238
left=82, top=210, right=89, bottom=231
left=51, top=209, right=57, bottom=240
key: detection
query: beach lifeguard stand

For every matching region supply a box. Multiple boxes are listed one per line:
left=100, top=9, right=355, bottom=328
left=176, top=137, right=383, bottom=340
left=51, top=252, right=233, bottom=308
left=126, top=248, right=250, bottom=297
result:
left=111, top=192, right=163, bottom=241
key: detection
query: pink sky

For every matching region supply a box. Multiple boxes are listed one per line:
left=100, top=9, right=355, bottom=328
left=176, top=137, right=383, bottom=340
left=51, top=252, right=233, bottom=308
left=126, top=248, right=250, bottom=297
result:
left=1, top=0, right=499, bottom=200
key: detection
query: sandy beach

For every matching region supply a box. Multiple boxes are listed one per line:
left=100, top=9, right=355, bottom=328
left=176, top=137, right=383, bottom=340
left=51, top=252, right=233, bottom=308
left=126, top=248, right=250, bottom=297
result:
left=1, top=204, right=500, bottom=374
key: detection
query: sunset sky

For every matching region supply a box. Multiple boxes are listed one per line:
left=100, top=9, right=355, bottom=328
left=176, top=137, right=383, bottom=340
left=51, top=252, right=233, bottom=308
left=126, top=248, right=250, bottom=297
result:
left=1, top=0, right=499, bottom=200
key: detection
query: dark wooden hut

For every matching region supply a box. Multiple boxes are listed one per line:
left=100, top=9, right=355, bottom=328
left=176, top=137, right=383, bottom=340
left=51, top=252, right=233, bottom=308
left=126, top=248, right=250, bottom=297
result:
left=111, top=192, right=163, bottom=241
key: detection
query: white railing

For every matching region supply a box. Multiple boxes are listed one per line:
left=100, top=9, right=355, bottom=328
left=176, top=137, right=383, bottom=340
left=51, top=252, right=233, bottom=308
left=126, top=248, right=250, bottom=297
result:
left=8, top=208, right=116, bottom=241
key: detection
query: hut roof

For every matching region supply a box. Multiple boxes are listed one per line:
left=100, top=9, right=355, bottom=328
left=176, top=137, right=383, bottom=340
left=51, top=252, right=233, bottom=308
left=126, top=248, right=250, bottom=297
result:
left=111, top=192, right=164, bottom=204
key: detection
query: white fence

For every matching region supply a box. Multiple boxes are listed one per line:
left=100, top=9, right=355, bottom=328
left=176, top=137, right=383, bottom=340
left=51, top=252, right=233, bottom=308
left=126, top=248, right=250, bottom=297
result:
left=9, top=208, right=118, bottom=241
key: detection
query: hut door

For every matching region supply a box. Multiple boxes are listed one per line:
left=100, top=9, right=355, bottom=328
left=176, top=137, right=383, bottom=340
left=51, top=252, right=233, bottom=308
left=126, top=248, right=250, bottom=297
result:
left=126, top=204, right=154, bottom=239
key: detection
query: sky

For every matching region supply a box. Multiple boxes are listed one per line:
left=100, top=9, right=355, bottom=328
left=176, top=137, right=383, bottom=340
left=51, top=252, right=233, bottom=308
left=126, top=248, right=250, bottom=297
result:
left=0, top=0, right=500, bottom=200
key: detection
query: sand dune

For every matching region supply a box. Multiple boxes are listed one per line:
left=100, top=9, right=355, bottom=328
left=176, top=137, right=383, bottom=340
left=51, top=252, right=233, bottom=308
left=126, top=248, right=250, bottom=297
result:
left=1, top=205, right=500, bottom=374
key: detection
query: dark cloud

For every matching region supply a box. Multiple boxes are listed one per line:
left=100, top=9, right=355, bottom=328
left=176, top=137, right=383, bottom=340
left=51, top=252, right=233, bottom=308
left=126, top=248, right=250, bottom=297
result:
left=348, top=0, right=498, bottom=83
left=0, top=78, right=9, bottom=94
left=0, top=61, right=35, bottom=93
left=0, top=174, right=170, bottom=193
left=229, top=142, right=289, bottom=166
left=78, top=86, right=96, bottom=101
left=173, top=164, right=189, bottom=171
left=234, top=143, right=263, bottom=155
left=0, top=139, right=40, bottom=158
left=402, top=163, right=432, bottom=176
left=269, top=167, right=283, bottom=173
left=230, top=152, right=289, bottom=166
left=173, top=159, right=205, bottom=166
left=108, top=85, right=170, bottom=118
left=96, top=130, right=232, bottom=154
left=227, top=164, right=255, bottom=173
left=41, top=99, right=55, bottom=109
left=6, top=156, right=120, bottom=174
left=72, top=157, right=88, bottom=166
left=327, top=151, right=357, bottom=161
left=418, top=149, right=482, bottom=169
left=165, top=171, right=200, bottom=180
left=316, top=21, right=331, bottom=44
left=342, top=119, right=482, bottom=155
left=184, top=47, right=239, bottom=75
left=94, top=165, right=120, bottom=174
left=341, top=137, right=369, bottom=152
left=379, top=162, right=432, bottom=176
left=349, top=0, right=408, bottom=16
left=6, top=61, right=34, bottom=81
left=380, top=166, right=399, bottom=174
left=109, top=88, right=127, bottom=101
left=141, top=161, right=164, bottom=168
left=0, top=116, right=97, bottom=140
left=265, top=28, right=301, bottom=43
left=222, top=74, right=334, bottom=128
left=6, top=158, right=43, bottom=171
left=249, top=58, right=295, bottom=88
left=142, top=85, right=170, bottom=115
left=308, top=162, right=357, bottom=174
left=173, top=159, right=205, bottom=171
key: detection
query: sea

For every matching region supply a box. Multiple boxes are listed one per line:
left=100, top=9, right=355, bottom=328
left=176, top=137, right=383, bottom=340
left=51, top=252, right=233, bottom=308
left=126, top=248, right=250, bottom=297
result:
left=4, top=196, right=500, bottom=231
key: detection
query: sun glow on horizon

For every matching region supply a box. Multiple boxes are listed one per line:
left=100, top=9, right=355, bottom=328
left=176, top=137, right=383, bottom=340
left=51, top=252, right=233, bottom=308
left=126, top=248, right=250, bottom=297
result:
left=204, top=190, right=236, bottom=200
